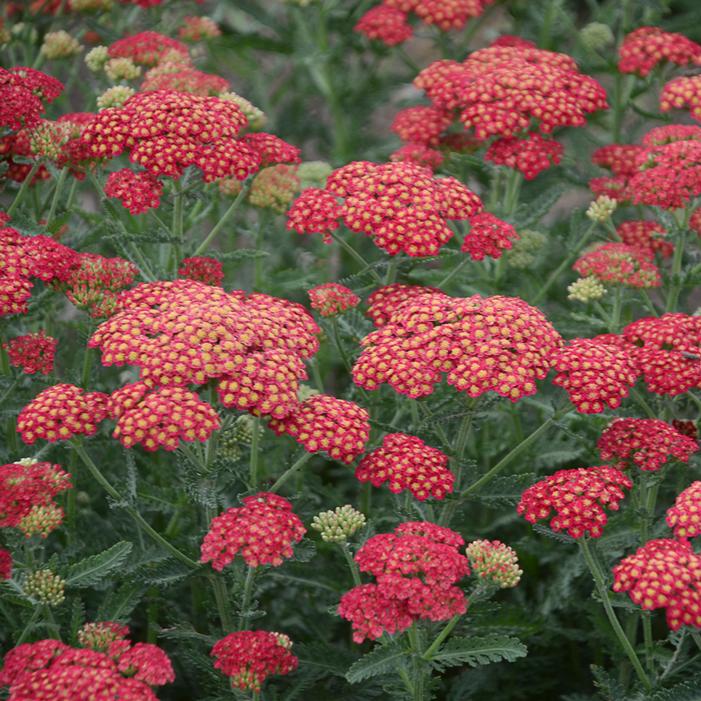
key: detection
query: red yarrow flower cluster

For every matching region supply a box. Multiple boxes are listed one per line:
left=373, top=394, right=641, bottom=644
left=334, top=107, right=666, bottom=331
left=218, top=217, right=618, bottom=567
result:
left=461, top=212, right=518, bottom=260
left=81, top=90, right=299, bottom=183
left=307, top=283, right=360, bottom=317
left=356, top=1, right=495, bottom=45
left=107, top=31, right=189, bottom=67
left=551, top=336, right=638, bottom=413
left=517, top=466, right=633, bottom=538
left=268, top=394, right=370, bottom=464
left=211, top=631, right=298, bottom=692
left=598, top=418, right=698, bottom=472
left=4, top=331, right=57, bottom=375
left=104, top=169, right=163, bottom=215
left=178, top=16, right=221, bottom=42
left=485, top=134, right=564, bottom=180
left=89, top=280, right=319, bottom=420
left=108, top=382, right=221, bottom=451
left=0, top=66, right=63, bottom=130
left=54, top=252, right=138, bottom=318
left=589, top=143, right=645, bottom=202
left=621, top=314, right=701, bottom=396
left=355, top=432, right=454, bottom=500
left=0, top=636, right=174, bottom=700
left=661, top=76, right=701, bottom=122
left=0, top=460, right=71, bottom=537
left=141, top=63, right=229, bottom=97
left=365, top=282, right=440, bottom=327
left=200, top=492, right=306, bottom=571
left=17, top=383, right=109, bottom=444
left=287, top=161, right=490, bottom=258
left=1, top=225, right=80, bottom=317
left=339, top=521, right=469, bottom=642
left=666, top=482, right=701, bottom=539
left=178, top=256, right=224, bottom=286
left=77, top=622, right=130, bottom=652
left=353, top=286, right=562, bottom=401
left=573, top=242, right=661, bottom=288
left=390, top=142, right=445, bottom=169
left=619, top=27, right=701, bottom=76
left=612, top=538, right=701, bottom=630
left=617, top=220, right=672, bottom=258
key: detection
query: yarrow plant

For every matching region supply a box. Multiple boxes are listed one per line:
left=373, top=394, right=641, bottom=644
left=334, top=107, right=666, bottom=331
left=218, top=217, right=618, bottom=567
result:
left=3, top=2, right=701, bottom=700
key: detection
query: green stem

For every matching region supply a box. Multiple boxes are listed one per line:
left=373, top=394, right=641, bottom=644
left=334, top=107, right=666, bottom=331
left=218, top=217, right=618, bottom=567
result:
left=331, top=317, right=352, bottom=373
left=339, top=542, right=362, bottom=587
left=503, top=169, right=522, bottom=216
left=665, top=227, right=687, bottom=312
left=384, top=256, right=400, bottom=285
left=172, top=179, right=184, bottom=271
left=80, top=345, right=93, bottom=389
left=532, top=222, right=597, bottom=304
left=209, top=573, right=233, bottom=632
left=46, top=167, right=69, bottom=229
left=408, top=625, right=425, bottom=701
left=630, top=387, right=656, bottom=419
left=249, top=417, right=261, bottom=488
left=71, top=441, right=198, bottom=568
left=610, top=286, right=623, bottom=333
left=191, top=181, right=250, bottom=257
left=461, top=410, right=566, bottom=497
left=270, top=452, right=313, bottom=493
left=422, top=614, right=461, bottom=660
left=438, top=257, right=470, bottom=289
left=239, top=566, right=256, bottom=630
left=329, top=230, right=383, bottom=284
left=579, top=538, right=652, bottom=690
left=640, top=478, right=659, bottom=675
left=7, top=163, right=41, bottom=217
left=16, top=607, right=42, bottom=645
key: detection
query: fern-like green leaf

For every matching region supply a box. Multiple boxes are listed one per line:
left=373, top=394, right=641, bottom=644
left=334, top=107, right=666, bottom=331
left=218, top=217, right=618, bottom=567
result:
left=345, top=643, right=407, bottom=684
left=66, top=541, right=133, bottom=587
left=428, top=635, right=527, bottom=673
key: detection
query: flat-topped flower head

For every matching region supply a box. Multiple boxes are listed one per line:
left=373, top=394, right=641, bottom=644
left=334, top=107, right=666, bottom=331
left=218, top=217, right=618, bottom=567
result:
left=200, top=492, right=306, bottom=571
left=621, top=314, right=701, bottom=396
left=573, top=242, right=661, bottom=288
left=617, top=220, right=672, bottom=258
left=517, top=465, right=633, bottom=538
left=0, top=636, right=174, bottom=700
left=107, top=31, right=188, bottom=67
left=666, top=482, right=701, bottom=539
left=308, top=282, right=360, bottom=317
left=353, top=289, right=562, bottom=400
left=287, top=160, right=490, bottom=257
left=619, top=27, right=701, bottom=76
left=485, top=134, right=563, bottom=180
left=89, top=280, right=319, bottom=419
left=81, top=90, right=299, bottom=184
left=0, top=460, right=71, bottom=536
left=177, top=256, right=223, bottom=286
left=17, top=384, right=109, bottom=444
left=355, top=432, right=454, bottom=501
left=0, top=66, right=63, bottom=130
left=598, top=418, right=698, bottom=472
left=211, top=631, right=298, bottom=691
left=4, top=332, right=57, bottom=375
left=552, top=336, right=638, bottom=413
left=339, top=521, right=469, bottom=642
left=104, top=169, right=163, bottom=214
left=461, top=212, right=518, bottom=261
left=355, top=6, right=413, bottom=46
left=661, top=76, right=701, bottom=123
left=612, top=538, right=701, bottom=630
left=109, top=382, right=221, bottom=451
left=268, top=394, right=370, bottom=463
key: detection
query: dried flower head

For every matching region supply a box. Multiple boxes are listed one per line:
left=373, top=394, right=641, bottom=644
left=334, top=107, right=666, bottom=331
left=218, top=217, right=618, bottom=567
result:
left=211, top=631, right=298, bottom=691
left=355, top=433, right=454, bottom=501
left=200, top=492, right=306, bottom=571
left=311, top=505, right=366, bottom=542
left=612, top=538, right=701, bottom=630
left=517, top=466, right=633, bottom=538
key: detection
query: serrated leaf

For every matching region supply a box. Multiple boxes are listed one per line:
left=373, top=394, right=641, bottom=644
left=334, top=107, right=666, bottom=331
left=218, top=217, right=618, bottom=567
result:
left=428, top=635, right=527, bottom=672
left=513, top=183, right=568, bottom=228
left=346, top=643, right=406, bottom=684
left=97, top=583, right=144, bottom=622
left=66, top=541, right=133, bottom=587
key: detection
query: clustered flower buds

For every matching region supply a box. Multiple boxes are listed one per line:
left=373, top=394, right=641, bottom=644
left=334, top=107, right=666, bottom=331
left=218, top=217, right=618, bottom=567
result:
left=465, top=539, right=522, bottom=589
left=567, top=276, right=607, bottom=303
left=23, top=569, right=65, bottom=606
left=308, top=282, right=360, bottom=317
left=586, top=195, right=617, bottom=223
left=40, top=31, right=82, bottom=60
left=311, top=505, right=366, bottom=542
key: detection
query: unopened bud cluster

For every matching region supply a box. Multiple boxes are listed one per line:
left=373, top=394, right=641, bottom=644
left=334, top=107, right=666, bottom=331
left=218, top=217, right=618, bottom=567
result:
left=586, top=195, right=617, bottom=223
left=97, top=85, right=135, bottom=110
left=41, top=31, right=82, bottom=60
left=18, top=503, right=63, bottom=538
left=465, top=539, right=522, bottom=589
left=85, top=46, right=109, bottom=72
left=506, top=229, right=546, bottom=269
left=580, top=22, right=615, bottom=53
left=23, top=569, right=66, bottom=606
left=220, top=92, right=266, bottom=129
left=568, top=276, right=607, bottom=302
left=104, top=57, right=141, bottom=82
left=311, top=505, right=366, bottom=542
